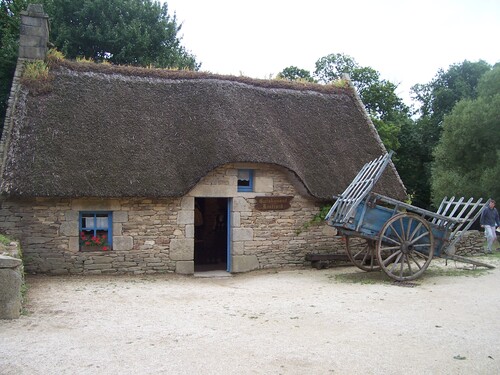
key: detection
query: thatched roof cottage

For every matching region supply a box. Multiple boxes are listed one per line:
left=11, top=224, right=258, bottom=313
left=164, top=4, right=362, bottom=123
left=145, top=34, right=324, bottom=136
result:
left=0, top=5, right=405, bottom=275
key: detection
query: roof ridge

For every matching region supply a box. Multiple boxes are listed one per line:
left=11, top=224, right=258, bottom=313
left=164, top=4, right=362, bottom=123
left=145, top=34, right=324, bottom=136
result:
left=49, top=59, right=352, bottom=95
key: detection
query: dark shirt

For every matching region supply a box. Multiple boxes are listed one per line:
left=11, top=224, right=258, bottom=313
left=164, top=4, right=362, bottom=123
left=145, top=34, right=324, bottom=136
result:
left=480, top=206, right=500, bottom=226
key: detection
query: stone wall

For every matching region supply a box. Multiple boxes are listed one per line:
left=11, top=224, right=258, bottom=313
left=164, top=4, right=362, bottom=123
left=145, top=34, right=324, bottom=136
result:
left=0, top=197, right=188, bottom=275
left=454, top=230, right=486, bottom=255
left=0, top=163, right=344, bottom=275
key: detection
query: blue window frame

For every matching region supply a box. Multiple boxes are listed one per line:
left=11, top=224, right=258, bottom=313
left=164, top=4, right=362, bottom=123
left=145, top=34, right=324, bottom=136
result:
left=79, top=212, right=113, bottom=251
left=237, top=169, right=254, bottom=192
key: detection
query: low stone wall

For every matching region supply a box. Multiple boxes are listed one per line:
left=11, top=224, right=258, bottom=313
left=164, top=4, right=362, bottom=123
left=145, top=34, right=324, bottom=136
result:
left=454, top=230, right=486, bottom=255
left=0, top=239, right=23, bottom=319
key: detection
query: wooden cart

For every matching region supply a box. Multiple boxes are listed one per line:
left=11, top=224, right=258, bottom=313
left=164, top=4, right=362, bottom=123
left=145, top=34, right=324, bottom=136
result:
left=325, top=152, right=494, bottom=281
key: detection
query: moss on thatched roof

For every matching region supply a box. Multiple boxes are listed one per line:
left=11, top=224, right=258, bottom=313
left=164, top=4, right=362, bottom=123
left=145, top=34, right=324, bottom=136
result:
left=0, top=60, right=405, bottom=200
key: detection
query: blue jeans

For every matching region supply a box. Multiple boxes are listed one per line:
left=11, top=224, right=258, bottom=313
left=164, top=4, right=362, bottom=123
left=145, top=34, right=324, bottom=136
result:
left=484, top=225, right=497, bottom=252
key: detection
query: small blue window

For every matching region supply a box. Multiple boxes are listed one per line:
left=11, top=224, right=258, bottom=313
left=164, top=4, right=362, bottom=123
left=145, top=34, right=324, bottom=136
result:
left=79, top=212, right=113, bottom=251
left=237, top=169, right=254, bottom=192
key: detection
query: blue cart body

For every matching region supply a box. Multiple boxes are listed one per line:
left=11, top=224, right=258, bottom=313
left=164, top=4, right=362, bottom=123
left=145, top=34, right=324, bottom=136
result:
left=336, top=199, right=451, bottom=257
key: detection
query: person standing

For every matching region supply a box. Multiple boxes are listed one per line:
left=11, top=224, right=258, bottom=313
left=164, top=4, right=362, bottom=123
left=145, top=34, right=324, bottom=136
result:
left=480, top=199, right=500, bottom=253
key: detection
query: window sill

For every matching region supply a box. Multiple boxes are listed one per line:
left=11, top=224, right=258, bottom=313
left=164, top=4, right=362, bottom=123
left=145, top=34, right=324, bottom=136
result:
left=80, top=246, right=112, bottom=252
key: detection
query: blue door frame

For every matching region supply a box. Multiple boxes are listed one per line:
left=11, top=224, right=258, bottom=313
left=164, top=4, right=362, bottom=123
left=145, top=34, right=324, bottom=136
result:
left=226, top=198, right=232, bottom=272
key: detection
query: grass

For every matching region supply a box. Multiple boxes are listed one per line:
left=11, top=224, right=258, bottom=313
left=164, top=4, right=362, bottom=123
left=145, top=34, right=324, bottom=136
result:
left=330, top=79, right=350, bottom=88
left=422, top=265, right=488, bottom=278
left=22, top=60, right=49, bottom=81
left=331, top=259, right=491, bottom=286
left=20, top=283, right=30, bottom=316
left=47, top=48, right=64, bottom=62
left=332, top=270, right=392, bottom=285
left=0, top=233, right=11, bottom=245
left=76, top=56, right=94, bottom=63
left=20, top=60, right=52, bottom=94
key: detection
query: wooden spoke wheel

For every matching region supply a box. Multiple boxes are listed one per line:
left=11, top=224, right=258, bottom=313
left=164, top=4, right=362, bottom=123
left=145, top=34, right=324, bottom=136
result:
left=345, top=236, right=379, bottom=271
left=376, top=213, right=434, bottom=281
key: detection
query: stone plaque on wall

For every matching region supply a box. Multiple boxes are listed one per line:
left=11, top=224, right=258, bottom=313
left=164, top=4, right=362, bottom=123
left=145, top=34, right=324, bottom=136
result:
left=255, top=196, right=293, bottom=211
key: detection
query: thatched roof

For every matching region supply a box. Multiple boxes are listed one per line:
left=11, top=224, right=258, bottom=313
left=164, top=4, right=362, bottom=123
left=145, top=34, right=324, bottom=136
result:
left=0, top=59, right=406, bottom=200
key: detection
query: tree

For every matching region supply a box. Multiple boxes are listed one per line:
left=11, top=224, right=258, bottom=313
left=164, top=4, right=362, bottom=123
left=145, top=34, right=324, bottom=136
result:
left=314, top=53, right=358, bottom=85
left=395, top=117, right=433, bottom=208
left=276, top=66, right=314, bottom=83
left=40, top=0, right=199, bottom=69
left=431, top=64, right=500, bottom=203
left=412, top=60, right=492, bottom=123
left=312, top=53, right=411, bottom=153
left=0, top=0, right=32, bottom=129
left=410, top=60, right=492, bottom=168
left=404, top=60, right=493, bottom=208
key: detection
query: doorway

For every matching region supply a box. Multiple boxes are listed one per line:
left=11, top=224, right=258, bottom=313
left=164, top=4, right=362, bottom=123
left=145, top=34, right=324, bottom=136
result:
left=194, top=198, right=229, bottom=272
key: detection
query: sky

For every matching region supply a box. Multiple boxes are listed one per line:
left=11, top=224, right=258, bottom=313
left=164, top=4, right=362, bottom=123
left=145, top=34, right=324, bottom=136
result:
left=164, top=0, right=499, bottom=107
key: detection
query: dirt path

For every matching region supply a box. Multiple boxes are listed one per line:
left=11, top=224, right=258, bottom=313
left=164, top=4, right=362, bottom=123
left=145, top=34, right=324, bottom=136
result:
left=1, top=257, right=500, bottom=375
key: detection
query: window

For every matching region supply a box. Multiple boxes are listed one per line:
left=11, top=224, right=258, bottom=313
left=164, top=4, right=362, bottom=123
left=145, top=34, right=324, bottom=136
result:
left=237, top=169, right=254, bottom=192
left=79, top=212, right=113, bottom=251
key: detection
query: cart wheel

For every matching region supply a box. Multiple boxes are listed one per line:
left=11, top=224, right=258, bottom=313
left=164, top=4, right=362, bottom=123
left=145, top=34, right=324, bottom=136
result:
left=346, top=236, right=379, bottom=271
left=376, top=213, right=434, bottom=281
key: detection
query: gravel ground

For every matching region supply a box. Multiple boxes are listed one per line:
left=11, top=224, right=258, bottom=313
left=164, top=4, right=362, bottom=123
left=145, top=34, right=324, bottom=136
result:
left=1, top=256, right=500, bottom=375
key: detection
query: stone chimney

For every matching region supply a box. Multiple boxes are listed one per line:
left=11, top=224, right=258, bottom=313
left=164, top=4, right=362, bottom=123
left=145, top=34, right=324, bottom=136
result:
left=18, top=4, right=49, bottom=60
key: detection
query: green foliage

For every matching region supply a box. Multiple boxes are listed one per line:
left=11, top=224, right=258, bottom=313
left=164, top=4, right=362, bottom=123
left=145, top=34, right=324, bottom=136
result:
left=312, top=204, right=333, bottom=223
left=371, top=118, right=400, bottom=151
left=21, top=60, right=49, bottom=81
left=76, top=56, right=94, bottom=64
left=20, top=59, right=52, bottom=94
left=276, top=66, right=315, bottom=83
left=0, top=233, right=11, bottom=245
left=314, top=53, right=357, bottom=84
left=0, top=0, right=33, bottom=132
left=333, top=271, right=392, bottom=285
left=412, top=60, right=492, bottom=123
left=478, top=62, right=500, bottom=97
left=329, top=79, right=350, bottom=89
left=40, top=0, right=200, bottom=70
left=394, top=118, right=433, bottom=208
left=431, top=65, right=500, bottom=203
left=46, top=47, right=65, bottom=61
left=398, top=60, right=493, bottom=209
